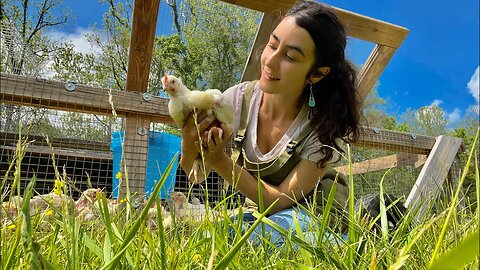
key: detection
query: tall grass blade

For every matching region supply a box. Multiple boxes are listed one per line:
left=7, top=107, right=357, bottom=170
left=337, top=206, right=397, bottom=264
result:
left=429, top=229, right=479, bottom=270
left=252, top=211, right=346, bottom=270
left=214, top=199, right=279, bottom=270
left=379, top=169, right=393, bottom=240
left=428, top=129, right=479, bottom=267
left=347, top=144, right=355, bottom=269
left=100, top=154, right=177, bottom=270
left=81, top=233, right=103, bottom=259
left=21, top=176, right=54, bottom=270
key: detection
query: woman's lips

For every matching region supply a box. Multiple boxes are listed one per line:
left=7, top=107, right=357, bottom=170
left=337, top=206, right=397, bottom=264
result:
left=263, top=71, right=280, bottom=80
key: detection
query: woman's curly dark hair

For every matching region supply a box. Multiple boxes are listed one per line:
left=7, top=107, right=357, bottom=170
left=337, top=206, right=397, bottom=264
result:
left=286, top=1, right=362, bottom=168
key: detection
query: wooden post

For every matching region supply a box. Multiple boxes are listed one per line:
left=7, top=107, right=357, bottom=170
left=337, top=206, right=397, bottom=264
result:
left=121, top=0, right=160, bottom=197
left=241, top=13, right=280, bottom=82
left=405, top=135, right=463, bottom=219
left=357, top=44, right=398, bottom=101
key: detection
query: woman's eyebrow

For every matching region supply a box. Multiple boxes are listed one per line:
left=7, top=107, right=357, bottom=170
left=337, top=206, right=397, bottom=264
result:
left=271, top=33, right=306, bottom=57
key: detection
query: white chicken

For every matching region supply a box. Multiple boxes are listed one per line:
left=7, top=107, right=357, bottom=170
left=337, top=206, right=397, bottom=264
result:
left=161, top=74, right=233, bottom=183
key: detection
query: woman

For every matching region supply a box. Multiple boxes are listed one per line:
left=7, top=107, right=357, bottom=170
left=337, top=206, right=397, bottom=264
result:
left=180, top=1, right=361, bottom=246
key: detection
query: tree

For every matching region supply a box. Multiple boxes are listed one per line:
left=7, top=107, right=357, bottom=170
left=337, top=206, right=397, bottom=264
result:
left=1, top=0, right=70, bottom=75
left=178, top=0, right=259, bottom=90
left=1, top=0, right=71, bottom=138
left=51, top=43, right=97, bottom=84
left=361, top=85, right=390, bottom=128
left=401, top=105, right=447, bottom=136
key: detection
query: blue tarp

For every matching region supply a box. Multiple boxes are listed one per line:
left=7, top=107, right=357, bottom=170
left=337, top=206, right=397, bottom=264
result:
left=111, top=131, right=181, bottom=199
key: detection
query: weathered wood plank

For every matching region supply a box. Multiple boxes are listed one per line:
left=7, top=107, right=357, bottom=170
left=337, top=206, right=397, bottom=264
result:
left=122, top=0, right=161, bottom=196
left=126, top=0, right=161, bottom=92
left=241, top=13, right=280, bottom=82
left=405, top=135, right=463, bottom=218
left=335, top=153, right=427, bottom=175
left=0, top=73, right=173, bottom=124
left=1, top=145, right=112, bottom=160
left=357, top=45, right=398, bottom=100
left=355, top=127, right=436, bottom=155
left=220, top=0, right=409, bottom=48
left=1, top=132, right=110, bottom=152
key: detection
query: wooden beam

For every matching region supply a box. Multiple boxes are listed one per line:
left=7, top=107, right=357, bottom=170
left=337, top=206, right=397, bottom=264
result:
left=1, top=132, right=110, bottom=152
left=122, top=0, right=161, bottom=196
left=241, top=13, right=280, bottom=82
left=126, top=0, right=160, bottom=92
left=355, top=127, right=436, bottom=155
left=335, top=153, right=427, bottom=175
left=357, top=45, right=398, bottom=100
left=1, top=145, right=112, bottom=160
left=236, top=1, right=408, bottom=100
left=220, top=0, right=408, bottom=48
left=405, top=135, right=463, bottom=219
left=0, top=73, right=174, bottom=124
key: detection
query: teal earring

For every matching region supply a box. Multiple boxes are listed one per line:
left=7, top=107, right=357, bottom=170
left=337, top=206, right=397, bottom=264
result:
left=308, top=81, right=315, bottom=107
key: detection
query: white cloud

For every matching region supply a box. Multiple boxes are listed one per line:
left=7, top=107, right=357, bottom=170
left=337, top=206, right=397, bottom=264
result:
left=430, top=99, right=443, bottom=107
left=46, top=27, right=101, bottom=55
left=467, top=66, right=479, bottom=103
left=447, top=108, right=461, bottom=123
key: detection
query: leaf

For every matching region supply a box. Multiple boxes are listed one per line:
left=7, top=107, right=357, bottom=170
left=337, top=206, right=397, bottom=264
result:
left=429, top=229, right=479, bottom=270
left=214, top=199, right=279, bottom=270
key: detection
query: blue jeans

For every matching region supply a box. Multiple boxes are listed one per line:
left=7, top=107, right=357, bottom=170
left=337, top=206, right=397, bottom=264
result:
left=230, top=207, right=346, bottom=248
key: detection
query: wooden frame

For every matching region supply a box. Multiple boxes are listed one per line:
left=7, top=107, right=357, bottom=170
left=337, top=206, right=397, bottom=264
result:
left=1, top=0, right=463, bottom=216
left=405, top=135, right=463, bottom=218
left=1, top=73, right=173, bottom=124
left=334, top=153, right=427, bottom=175
left=233, top=0, right=409, bottom=100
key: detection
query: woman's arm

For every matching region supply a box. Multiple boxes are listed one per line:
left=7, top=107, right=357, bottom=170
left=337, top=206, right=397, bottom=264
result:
left=201, top=126, right=328, bottom=214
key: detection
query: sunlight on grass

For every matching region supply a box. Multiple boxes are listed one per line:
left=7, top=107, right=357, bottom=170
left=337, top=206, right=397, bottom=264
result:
left=0, top=129, right=478, bottom=269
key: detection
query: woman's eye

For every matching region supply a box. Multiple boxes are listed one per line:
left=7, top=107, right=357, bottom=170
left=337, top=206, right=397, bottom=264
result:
left=268, top=44, right=277, bottom=50
left=286, top=54, right=295, bottom=61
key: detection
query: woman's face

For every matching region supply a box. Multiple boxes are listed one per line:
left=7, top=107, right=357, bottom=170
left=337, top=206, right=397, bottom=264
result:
left=259, top=16, right=316, bottom=99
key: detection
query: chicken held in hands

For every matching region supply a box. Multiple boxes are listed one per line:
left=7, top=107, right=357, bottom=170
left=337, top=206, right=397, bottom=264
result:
left=161, top=74, right=233, bottom=184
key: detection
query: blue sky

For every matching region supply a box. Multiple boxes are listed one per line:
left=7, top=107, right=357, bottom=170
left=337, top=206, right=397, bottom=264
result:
left=54, top=0, right=479, bottom=125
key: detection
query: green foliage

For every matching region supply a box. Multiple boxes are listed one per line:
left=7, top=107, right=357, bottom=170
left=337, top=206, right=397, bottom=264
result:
left=1, top=0, right=70, bottom=76
left=362, top=86, right=389, bottom=128
left=179, top=0, right=260, bottom=90
left=401, top=105, right=447, bottom=136
left=384, top=116, right=409, bottom=132
left=51, top=44, right=97, bottom=85
left=1, top=128, right=479, bottom=269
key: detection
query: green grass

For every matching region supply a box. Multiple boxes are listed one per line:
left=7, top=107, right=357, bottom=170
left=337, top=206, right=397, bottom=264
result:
left=0, top=129, right=479, bottom=269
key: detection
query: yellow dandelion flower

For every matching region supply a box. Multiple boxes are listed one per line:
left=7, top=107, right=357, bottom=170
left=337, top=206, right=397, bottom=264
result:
left=192, top=254, right=201, bottom=263
left=119, top=198, right=127, bottom=204
left=45, top=209, right=55, bottom=216
left=7, top=224, right=16, bottom=230
left=115, top=172, right=122, bottom=179
left=53, top=179, right=65, bottom=195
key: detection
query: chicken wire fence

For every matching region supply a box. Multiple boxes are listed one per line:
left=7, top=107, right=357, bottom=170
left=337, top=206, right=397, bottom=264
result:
left=0, top=16, right=461, bottom=209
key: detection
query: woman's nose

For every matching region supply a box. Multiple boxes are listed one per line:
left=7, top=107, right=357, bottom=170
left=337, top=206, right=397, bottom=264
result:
left=264, top=50, right=280, bottom=69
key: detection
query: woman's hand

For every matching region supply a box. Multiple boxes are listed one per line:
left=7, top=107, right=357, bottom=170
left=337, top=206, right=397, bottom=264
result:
left=180, top=109, right=216, bottom=171
left=196, top=123, right=232, bottom=166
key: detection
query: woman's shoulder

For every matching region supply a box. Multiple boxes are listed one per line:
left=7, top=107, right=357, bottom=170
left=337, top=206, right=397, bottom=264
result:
left=223, top=81, right=256, bottom=100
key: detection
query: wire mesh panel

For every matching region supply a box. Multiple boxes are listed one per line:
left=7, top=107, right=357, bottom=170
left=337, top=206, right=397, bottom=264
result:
left=334, top=146, right=426, bottom=200
left=0, top=105, right=119, bottom=199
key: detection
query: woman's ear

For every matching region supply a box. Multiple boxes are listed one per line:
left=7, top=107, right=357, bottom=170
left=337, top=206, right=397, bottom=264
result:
left=309, top=67, right=331, bottom=84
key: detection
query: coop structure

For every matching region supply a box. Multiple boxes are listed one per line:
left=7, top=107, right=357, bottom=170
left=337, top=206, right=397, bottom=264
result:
left=0, top=0, right=464, bottom=219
